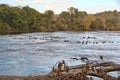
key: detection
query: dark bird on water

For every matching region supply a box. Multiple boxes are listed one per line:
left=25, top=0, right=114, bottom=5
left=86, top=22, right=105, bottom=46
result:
left=100, top=55, right=103, bottom=60
left=80, top=57, right=88, bottom=61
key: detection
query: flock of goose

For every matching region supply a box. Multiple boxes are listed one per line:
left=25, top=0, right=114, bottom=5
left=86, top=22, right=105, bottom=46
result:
left=12, top=35, right=120, bottom=45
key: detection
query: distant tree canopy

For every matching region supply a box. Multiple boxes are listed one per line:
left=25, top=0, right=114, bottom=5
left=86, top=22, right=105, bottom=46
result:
left=0, top=4, right=120, bottom=34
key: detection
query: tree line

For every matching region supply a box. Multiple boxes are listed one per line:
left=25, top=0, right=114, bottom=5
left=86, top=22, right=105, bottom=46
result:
left=0, top=4, right=120, bottom=34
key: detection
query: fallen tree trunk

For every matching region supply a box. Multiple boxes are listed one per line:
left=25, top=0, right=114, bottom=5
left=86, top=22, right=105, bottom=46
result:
left=50, top=61, right=120, bottom=80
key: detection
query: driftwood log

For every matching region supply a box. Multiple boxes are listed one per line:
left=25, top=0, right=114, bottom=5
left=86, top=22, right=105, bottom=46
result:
left=49, top=61, right=120, bottom=80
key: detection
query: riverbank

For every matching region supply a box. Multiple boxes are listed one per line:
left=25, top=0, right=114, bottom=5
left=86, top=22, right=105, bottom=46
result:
left=1, top=4, right=120, bottom=34
left=0, top=75, right=47, bottom=80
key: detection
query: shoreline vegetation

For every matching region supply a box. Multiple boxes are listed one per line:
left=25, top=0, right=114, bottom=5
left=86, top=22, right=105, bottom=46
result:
left=0, top=61, right=119, bottom=80
left=0, top=4, right=120, bottom=35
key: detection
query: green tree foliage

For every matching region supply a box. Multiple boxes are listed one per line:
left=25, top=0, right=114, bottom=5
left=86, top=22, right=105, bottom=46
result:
left=0, top=4, right=120, bottom=34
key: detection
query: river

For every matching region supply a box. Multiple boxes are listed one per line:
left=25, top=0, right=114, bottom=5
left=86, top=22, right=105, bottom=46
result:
left=0, top=31, right=120, bottom=76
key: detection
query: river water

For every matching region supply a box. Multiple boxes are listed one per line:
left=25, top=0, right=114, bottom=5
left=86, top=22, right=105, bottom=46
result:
left=0, top=31, right=120, bottom=76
